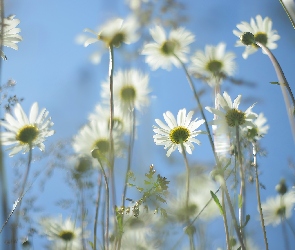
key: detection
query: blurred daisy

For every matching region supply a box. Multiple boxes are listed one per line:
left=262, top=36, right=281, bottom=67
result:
left=261, top=190, right=295, bottom=226
left=233, top=15, right=280, bottom=59
left=88, top=104, right=132, bottom=134
left=39, top=215, right=86, bottom=250
left=246, top=112, right=269, bottom=141
left=120, top=230, right=159, bottom=250
left=101, top=69, right=150, bottom=113
left=142, top=25, right=195, bottom=71
left=72, top=120, right=123, bottom=161
left=0, top=102, right=54, bottom=156
left=190, top=42, right=236, bottom=87
left=84, top=16, right=139, bottom=48
left=0, top=15, right=22, bottom=60
left=153, top=108, right=205, bottom=157
left=205, top=91, right=257, bottom=137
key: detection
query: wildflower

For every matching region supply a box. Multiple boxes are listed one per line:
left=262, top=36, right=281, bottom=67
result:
left=153, top=108, right=205, bottom=157
left=0, top=102, right=54, bottom=156
left=261, top=190, right=295, bottom=226
left=142, top=25, right=195, bottom=71
left=0, top=15, right=22, bottom=60
left=84, top=16, right=139, bottom=48
left=233, top=15, right=280, bottom=59
left=246, top=112, right=269, bottom=141
left=205, top=91, right=257, bottom=137
left=39, top=216, right=86, bottom=250
left=101, top=69, right=150, bottom=113
left=72, top=120, right=123, bottom=161
left=190, top=42, right=236, bottom=87
left=88, top=104, right=132, bottom=134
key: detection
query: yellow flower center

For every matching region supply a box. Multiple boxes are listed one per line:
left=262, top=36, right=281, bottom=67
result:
left=225, top=109, right=246, bottom=127
left=161, top=40, right=179, bottom=55
left=206, top=60, right=223, bottom=74
left=110, top=32, right=125, bottom=47
left=58, top=230, right=75, bottom=241
left=276, top=205, right=286, bottom=217
left=253, top=32, right=268, bottom=48
left=93, top=139, right=110, bottom=154
left=16, top=125, right=39, bottom=144
left=169, top=126, right=190, bottom=144
left=120, top=85, right=136, bottom=103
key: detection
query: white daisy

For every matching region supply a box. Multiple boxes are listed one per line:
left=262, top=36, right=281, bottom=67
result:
left=153, top=108, right=205, bottom=157
left=261, top=190, right=295, bottom=226
left=0, top=15, right=22, bottom=60
left=120, top=230, right=159, bottom=250
left=190, top=42, right=236, bottom=87
left=233, top=15, right=280, bottom=59
left=142, top=25, right=195, bottom=71
left=84, top=16, right=139, bottom=48
left=39, top=215, right=86, bottom=250
left=0, top=102, right=54, bottom=157
left=205, top=91, right=257, bottom=138
left=72, top=120, right=123, bottom=161
left=246, top=112, right=269, bottom=141
left=88, top=104, right=132, bottom=134
left=101, top=69, right=151, bottom=113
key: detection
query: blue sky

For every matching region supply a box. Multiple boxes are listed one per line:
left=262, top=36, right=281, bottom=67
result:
left=1, top=0, right=295, bottom=249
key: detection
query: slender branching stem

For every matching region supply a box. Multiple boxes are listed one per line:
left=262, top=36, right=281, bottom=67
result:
left=279, top=0, right=295, bottom=30
left=255, top=41, right=295, bottom=143
left=94, top=172, right=103, bottom=250
left=252, top=142, right=269, bottom=250
left=281, top=215, right=290, bottom=250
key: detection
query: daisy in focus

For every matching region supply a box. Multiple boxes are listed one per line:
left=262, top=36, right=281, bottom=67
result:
left=39, top=215, right=86, bottom=250
left=142, top=25, right=195, bottom=71
left=205, top=91, right=257, bottom=138
left=153, top=108, right=205, bottom=157
left=72, top=120, right=123, bottom=162
left=84, top=16, right=139, bottom=48
left=233, top=15, right=280, bottom=59
left=190, top=42, right=236, bottom=87
left=0, top=102, right=54, bottom=156
left=261, top=190, right=295, bottom=227
left=101, top=69, right=150, bottom=114
left=0, top=15, right=22, bottom=60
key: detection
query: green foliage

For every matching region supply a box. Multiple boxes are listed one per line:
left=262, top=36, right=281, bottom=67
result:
left=210, top=190, right=224, bottom=216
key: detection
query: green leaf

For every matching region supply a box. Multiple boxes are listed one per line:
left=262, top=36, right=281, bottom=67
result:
left=88, top=241, right=94, bottom=249
left=270, top=81, right=280, bottom=85
left=210, top=191, right=224, bottom=215
left=241, top=214, right=250, bottom=229
left=238, top=194, right=243, bottom=208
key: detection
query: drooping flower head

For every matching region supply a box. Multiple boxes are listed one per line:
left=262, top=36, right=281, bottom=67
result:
left=153, top=108, right=205, bottom=157
left=246, top=112, right=269, bottom=141
left=84, top=16, right=139, bottom=48
left=190, top=42, right=236, bottom=87
left=233, top=15, right=280, bottom=59
left=39, top=215, right=87, bottom=250
left=0, top=102, right=54, bottom=156
left=101, top=69, right=150, bottom=114
left=142, top=25, right=195, bottom=71
left=205, top=91, right=257, bottom=138
left=0, top=15, right=22, bottom=60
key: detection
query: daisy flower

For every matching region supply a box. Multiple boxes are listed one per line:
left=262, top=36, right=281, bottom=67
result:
left=246, top=112, right=269, bottom=141
left=72, top=120, right=123, bottom=161
left=0, top=15, right=22, bottom=60
left=84, top=16, right=139, bottom=48
left=0, top=102, right=54, bottom=157
left=261, top=190, right=295, bottom=226
left=101, top=69, right=151, bottom=113
left=233, top=15, right=280, bottom=59
left=190, top=42, right=236, bottom=87
left=153, top=108, right=205, bottom=157
left=142, top=25, right=195, bottom=71
left=205, top=91, right=257, bottom=137
left=88, top=104, right=133, bottom=134
left=39, top=215, right=86, bottom=250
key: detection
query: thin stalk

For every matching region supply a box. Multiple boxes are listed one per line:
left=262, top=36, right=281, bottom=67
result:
left=97, top=159, right=110, bottom=250
left=94, top=173, right=103, bottom=250
left=281, top=216, right=290, bottom=250
left=279, top=0, right=295, bottom=30
left=117, top=109, right=136, bottom=250
left=180, top=142, right=195, bottom=250
left=235, top=126, right=245, bottom=236
left=255, top=41, right=295, bottom=143
left=286, top=219, right=295, bottom=237
left=252, top=142, right=269, bottom=250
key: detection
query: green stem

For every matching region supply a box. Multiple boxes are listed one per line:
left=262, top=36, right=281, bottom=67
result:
left=252, top=142, right=269, bottom=250
left=94, top=172, right=103, bottom=250
left=279, top=0, right=295, bottom=30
